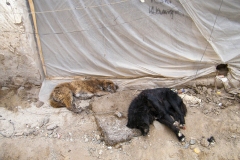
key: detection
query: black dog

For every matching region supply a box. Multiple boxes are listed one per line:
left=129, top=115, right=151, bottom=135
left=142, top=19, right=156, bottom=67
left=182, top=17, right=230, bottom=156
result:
left=126, top=88, right=187, bottom=141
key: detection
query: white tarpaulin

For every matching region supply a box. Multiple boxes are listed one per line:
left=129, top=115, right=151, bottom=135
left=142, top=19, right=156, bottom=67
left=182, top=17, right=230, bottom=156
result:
left=33, top=0, right=240, bottom=101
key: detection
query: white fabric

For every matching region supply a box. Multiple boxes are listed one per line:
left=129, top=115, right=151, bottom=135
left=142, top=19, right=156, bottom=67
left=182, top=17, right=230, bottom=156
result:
left=180, top=0, right=240, bottom=77
left=34, top=0, right=240, bottom=101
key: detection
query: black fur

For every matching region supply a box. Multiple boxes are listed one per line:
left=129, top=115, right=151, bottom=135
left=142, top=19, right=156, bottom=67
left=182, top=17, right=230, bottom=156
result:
left=127, top=88, right=187, bottom=141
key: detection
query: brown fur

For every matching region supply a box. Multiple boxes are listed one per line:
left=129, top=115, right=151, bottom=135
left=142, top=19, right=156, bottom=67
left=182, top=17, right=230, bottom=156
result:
left=49, top=79, right=117, bottom=113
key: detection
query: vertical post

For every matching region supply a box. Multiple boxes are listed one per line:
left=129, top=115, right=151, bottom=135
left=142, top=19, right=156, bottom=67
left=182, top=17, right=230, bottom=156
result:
left=28, top=0, right=47, bottom=77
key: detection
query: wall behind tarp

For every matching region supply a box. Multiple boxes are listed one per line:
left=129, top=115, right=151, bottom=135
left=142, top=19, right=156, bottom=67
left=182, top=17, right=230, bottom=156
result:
left=0, top=1, right=44, bottom=86
left=32, top=0, right=240, bottom=101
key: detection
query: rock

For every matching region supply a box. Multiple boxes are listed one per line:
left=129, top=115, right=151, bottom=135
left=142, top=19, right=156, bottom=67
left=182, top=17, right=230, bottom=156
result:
left=206, top=97, right=212, bottom=102
left=207, top=88, right=212, bottom=95
left=26, top=124, right=31, bottom=128
left=14, top=132, right=24, bottom=136
left=189, top=139, right=196, bottom=145
left=202, top=86, right=208, bottom=93
left=36, top=101, right=44, bottom=108
left=114, top=111, right=123, bottom=118
left=46, top=124, right=58, bottom=130
left=203, top=110, right=209, bottom=115
left=95, top=135, right=101, bottom=140
left=98, top=150, right=103, bottom=155
left=13, top=14, right=22, bottom=24
left=188, top=89, right=196, bottom=95
left=184, top=143, right=189, bottom=149
left=91, top=91, right=142, bottom=145
left=1, top=87, right=9, bottom=90
left=194, top=147, right=201, bottom=154
left=114, top=144, right=122, bottom=149
left=95, top=115, right=141, bottom=146
left=200, top=138, right=210, bottom=147
left=32, top=130, right=39, bottom=136
left=88, top=148, right=96, bottom=156
left=212, top=96, right=220, bottom=103
left=220, top=99, right=232, bottom=108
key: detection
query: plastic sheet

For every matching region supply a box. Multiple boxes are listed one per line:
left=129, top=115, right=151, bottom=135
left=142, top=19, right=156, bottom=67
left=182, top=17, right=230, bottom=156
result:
left=33, top=0, right=240, bottom=101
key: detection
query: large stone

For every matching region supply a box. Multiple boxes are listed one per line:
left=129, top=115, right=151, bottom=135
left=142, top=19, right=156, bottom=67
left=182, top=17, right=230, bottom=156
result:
left=91, top=90, right=141, bottom=145
left=95, top=115, right=141, bottom=146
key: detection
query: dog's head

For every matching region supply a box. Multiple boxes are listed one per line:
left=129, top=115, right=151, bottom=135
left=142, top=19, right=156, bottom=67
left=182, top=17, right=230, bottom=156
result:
left=102, top=80, right=118, bottom=93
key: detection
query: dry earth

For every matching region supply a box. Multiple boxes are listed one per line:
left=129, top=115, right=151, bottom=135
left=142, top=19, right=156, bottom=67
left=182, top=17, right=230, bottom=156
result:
left=0, top=85, right=240, bottom=160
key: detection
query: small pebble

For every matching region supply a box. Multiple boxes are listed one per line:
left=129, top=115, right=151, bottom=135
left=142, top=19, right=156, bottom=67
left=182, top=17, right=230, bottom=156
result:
left=194, top=147, right=201, bottom=154
left=1, top=87, right=9, bottom=90
left=46, top=124, right=58, bottom=130
left=190, top=139, right=196, bottom=145
left=114, top=111, right=122, bottom=118
left=99, top=150, right=103, bottom=155
left=200, top=138, right=210, bottom=147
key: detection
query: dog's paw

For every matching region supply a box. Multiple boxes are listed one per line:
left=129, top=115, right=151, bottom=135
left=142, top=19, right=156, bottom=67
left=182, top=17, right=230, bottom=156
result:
left=179, top=124, right=186, bottom=130
left=177, top=131, right=185, bottom=142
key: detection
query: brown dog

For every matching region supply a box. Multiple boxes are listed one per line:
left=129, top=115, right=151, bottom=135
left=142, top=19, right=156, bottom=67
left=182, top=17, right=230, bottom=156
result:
left=49, top=79, right=117, bottom=113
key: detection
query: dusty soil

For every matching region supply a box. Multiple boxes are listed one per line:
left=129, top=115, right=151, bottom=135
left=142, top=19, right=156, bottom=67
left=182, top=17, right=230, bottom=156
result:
left=0, top=85, right=240, bottom=160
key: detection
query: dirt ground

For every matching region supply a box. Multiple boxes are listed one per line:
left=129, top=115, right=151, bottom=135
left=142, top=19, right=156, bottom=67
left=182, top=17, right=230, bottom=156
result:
left=0, top=85, right=240, bottom=160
